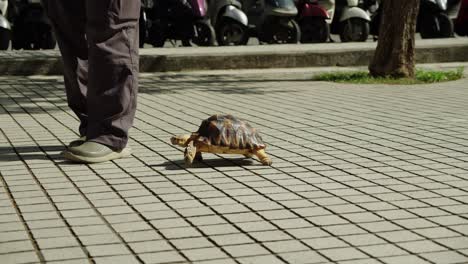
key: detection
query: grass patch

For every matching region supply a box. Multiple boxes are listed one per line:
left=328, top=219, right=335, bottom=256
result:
left=313, top=67, right=464, bottom=84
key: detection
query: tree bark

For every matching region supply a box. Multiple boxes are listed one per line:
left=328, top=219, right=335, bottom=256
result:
left=369, top=0, right=420, bottom=78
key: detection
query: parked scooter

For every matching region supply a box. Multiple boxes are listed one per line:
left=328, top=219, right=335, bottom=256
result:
left=9, top=0, right=56, bottom=50
left=330, top=0, right=370, bottom=42
left=295, top=0, right=334, bottom=43
left=208, top=0, right=249, bottom=45
left=242, top=0, right=301, bottom=44
left=0, top=0, right=11, bottom=50
left=454, top=0, right=468, bottom=36
left=366, top=0, right=454, bottom=39
left=418, top=0, right=454, bottom=38
left=140, top=0, right=152, bottom=48
left=146, top=0, right=215, bottom=47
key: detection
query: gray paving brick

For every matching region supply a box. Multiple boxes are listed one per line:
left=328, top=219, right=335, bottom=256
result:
left=358, top=221, right=403, bottom=233
left=394, top=218, right=438, bottom=229
left=435, top=236, right=468, bottom=250
left=249, top=230, right=292, bottom=242
left=48, top=259, right=90, bottom=264
left=416, top=227, right=462, bottom=240
left=341, top=234, right=387, bottom=246
left=359, top=244, right=408, bottom=257
left=129, top=240, right=173, bottom=253
left=339, top=258, right=382, bottom=264
left=139, top=250, right=186, bottom=264
left=112, top=221, right=153, bottom=233
left=72, top=225, right=113, bottom=236
left=171, top=237, right=213, bottom=250
left=119, top=230, right=162, bottom=242
left=263, top=240, right=310, bottom=253
left=419, top=250, right=468, bottom=264
left=319, top=247, right=368, bottom=261
left=450, top=225, right=468, bottom=236
left=380, top=255, right=428, bottom=264
left=30, top=227, right=73, bottom=239
left=182, top=247, right=229, bottom=261
left=0, top=251, right=40, bottom=264
left=159, top=226, right=202, bottom=239
left=41, top=247, right=87, bottom=261
left=66, top=216, right=105, bottom=227
left=398, top=240, right=448, bottom=253
left=279, top=250, right=328, bottom=264
left=78, top=233, right=121, bottom=246
left=211, top=233, right=254, bottom=246
left=27, top=218, right=67, bottom=229
left=86, top=244, right=131, bottom=257
left=378, top=230, right=424, bottom=243
left=0, top=230, right=29, bottom=243
left=0, top=240, right=35, bottom=254
left=304, top=236, right=348, bottom=249
left=36, top=236, right=80, bottom=249
left=286, top=227, right=329, bottom=240
left=236, top=221, right=277, bottom=232
left=223, top=243, right=270, bottom=257
left=93, top=255, right=140, bottom=264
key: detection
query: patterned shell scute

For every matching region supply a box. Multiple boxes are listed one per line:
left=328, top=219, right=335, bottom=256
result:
left=197, top=115, right=266, bottom=149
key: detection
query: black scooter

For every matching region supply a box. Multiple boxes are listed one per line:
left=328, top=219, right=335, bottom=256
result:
left=9, top=0, right=56, bottom=50
left=0, top=0, right=11, bottom=50
left=243, top=0, right=301, bottom=44
left=367, top=0, right=454, bottom=39
left=145, top=0, right=215, bottom=47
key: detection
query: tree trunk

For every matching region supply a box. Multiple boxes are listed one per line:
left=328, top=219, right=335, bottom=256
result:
left=369, top=0, right=420, bottom=78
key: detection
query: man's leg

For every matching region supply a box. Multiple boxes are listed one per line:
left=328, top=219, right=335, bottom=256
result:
left=85, top=0, right=140, bottom=151
left=41, top=0, right=89, bottom=137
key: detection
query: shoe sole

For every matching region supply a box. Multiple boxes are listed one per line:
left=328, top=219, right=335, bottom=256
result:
left=63, top=147, right=132, bottom=163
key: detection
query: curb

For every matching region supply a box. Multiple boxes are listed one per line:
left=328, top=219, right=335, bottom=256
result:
left=0, top=39, right=467, bottom=75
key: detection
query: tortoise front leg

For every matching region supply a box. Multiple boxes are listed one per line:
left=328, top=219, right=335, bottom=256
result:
left=254, top=149, right=272, bottom=166
left=184, top=141, right=197, bottom=166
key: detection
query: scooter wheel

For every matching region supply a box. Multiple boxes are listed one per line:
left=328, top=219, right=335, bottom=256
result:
left=191, top=19, right=216, bottom=46
left=419, top=13, right=454, bottom=38
left=261, top=18, right=301, bottom=44
left=299, top=17, right=330, bottom=43
left=340, top=18, right=369, bottom=42
left=436, top=13, right=454, bottom=38
left=39, top=29, right=56, bottom=50
left=0, top=28, right=10, bottom=50
left=216, top=17, right=249, bottom=46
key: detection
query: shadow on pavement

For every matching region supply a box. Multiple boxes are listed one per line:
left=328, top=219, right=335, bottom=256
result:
left=139, top=73, right=302, bottom=95
left=0, top=74, right=301, bottom=114
left=0, top=145, right=64, bottom=162
left=156, top=158, right=255, bottom=170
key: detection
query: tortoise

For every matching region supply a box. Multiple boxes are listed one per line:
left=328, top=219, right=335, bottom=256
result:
left=171, top=114, right=272, bottom=166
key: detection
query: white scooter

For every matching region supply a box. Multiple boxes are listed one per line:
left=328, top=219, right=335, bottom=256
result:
left=208, top=0, right=249, bottom=45
left=330, top=0, right=371, bottom=42
left=0, top=0, right=11, bottom=50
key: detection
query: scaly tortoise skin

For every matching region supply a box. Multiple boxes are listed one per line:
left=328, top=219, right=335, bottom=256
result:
left=171, top=114, right=272, bottom=166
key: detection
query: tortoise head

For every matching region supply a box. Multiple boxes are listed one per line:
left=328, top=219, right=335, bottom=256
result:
left=170, top=135, right=191, bottom=147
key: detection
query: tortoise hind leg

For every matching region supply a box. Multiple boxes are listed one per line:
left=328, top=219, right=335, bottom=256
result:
left=194, top=152, right=203, bottom=162
left=184, top=141, right=197, bottom=166
left=254, top=149, right=272, bottom=166
left=243, top=153, right=254, bottom=159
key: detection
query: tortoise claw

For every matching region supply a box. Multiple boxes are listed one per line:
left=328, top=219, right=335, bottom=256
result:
left=184, top=142, right=197, bottom=166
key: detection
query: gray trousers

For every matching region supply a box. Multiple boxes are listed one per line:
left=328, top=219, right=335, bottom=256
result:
left=42, top=0, right=140, bottom=150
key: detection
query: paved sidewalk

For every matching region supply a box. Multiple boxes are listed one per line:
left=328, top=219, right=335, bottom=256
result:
left=1, top=68, right=468, bottom=264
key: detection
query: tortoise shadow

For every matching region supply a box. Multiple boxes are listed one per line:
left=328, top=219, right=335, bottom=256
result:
left=156, top=158, right=257, bottom=170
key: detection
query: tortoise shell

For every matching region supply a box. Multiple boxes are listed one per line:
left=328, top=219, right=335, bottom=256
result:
left=196, top=114, right=266, bottom=150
